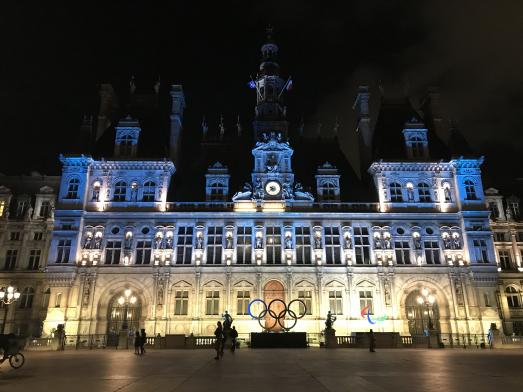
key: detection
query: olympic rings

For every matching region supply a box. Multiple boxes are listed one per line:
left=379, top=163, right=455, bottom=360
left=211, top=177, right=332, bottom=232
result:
left=247, top=298, right=307, bottom=331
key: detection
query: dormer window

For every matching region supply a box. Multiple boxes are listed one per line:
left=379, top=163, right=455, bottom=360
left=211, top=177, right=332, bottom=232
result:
left=321, top=183, right=336, bottom=201
left=209, top=182, right=225, bottom=201
left=464, top=180, right=477, bottom=200
left=66, top=178, right=80, bottom=199
left=114, top=181, right=127, bottom=202
left=92, top=181, right=101, bottom=202
left=410, top=137, right=424, bottom=159
left=418, top=182, right=432, bottom=202
left=142, top=181, right=156, bottom=202
left=39, top=201, right=51, bottom=218
left=119, top=135, right=133, bottom=156
left=390, top=182, right=403, bottom=202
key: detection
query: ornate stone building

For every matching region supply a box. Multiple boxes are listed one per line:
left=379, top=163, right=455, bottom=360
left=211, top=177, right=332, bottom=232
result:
left=0, top=173, right=59, bottom=335
left=485, top=188, right=523, bottom=335
left=34, top=31, right=502, bottom=341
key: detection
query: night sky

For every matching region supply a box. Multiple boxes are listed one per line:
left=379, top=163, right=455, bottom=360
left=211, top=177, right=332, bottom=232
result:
left=2, top=1, right=522, bottom=193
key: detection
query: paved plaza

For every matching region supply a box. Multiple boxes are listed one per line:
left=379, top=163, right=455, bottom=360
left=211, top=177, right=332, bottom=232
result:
left=1, top=348, right=522, bottom=391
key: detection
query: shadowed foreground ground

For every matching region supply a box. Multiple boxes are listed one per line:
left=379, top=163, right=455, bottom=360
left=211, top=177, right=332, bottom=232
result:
left=1, top=348, right=522, bottom=392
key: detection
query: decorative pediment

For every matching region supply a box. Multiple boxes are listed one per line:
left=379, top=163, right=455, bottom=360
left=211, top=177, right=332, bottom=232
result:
left=325, top=279, right=345, bottom=288
left=355, top=279, right=375, bottom=288
left=233, top=279, right=254, bottom=288
left=172, top=280, right=192, bottom=288
left=202, top=279, right=224, bottom=288
left=39, top=185, right=55, bottom=194
left=0, top=185, right=12, bottom=194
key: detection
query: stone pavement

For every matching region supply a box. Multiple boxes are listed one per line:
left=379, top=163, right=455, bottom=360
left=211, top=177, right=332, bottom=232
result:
left=1, top=348, right=522, bottom=392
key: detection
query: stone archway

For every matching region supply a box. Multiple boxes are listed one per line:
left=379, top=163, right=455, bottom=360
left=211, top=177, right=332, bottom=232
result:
left=107, top=291, right=142, bottom=336
left=263, top=280, right=285, bottom=332
left=405, top=290, right=440, bottom=336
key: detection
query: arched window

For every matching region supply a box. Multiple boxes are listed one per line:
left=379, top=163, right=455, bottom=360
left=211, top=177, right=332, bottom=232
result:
left=410, top=137, right=424, bottom=158
left=464, top=180, right=477, bottom=200
left=18, top=287, right=35, bottom=309
left=418, top=182, right=432, bottom=202
left=113, top=181, right=127, bottom=202
left=390, top=182, right=403, bottom=202
left=209, top=182, right=225, bottom=201
left=142, top=181, right=156, bottom=202
left=66, top=178, right=80, bottom=199
left=321, top=183, right=336, bottom=200
left=506, top=286, right=521, bottom=308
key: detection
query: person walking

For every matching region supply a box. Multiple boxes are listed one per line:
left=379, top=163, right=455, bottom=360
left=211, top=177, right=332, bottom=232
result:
left=214, top=321, right=224, bottom=360
left=140, top=329, right=147, bottom=355
left=134, top=331, right=141, bottom=355
left=230, top=326, right=238, bottom=352
left=369, top=329, right=376, bottom=352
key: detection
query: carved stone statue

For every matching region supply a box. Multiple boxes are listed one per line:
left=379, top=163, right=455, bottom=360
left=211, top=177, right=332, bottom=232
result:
left=255, top=235, right=263, bottom=249
left=284, top=234, right=293, bottom=249
left=83, top=233, right=93, bottom=249
left=443, top=235, right=451, bottom=249
left=452, top=235, right=461, bottom=250
left=283, top=182, right=293, bottom=199
left=93, top=234, right=102, bottom=249
left=325, top=310, right=336, bottom=330
left=444, top=187, right=452, bottom=202
left=314, top=234, right=322, bottom=249
left=124, top=236, right=133, bottom=250
left=383, top=236, right=392, bottom=249
left=506, top=206, right=513, bottom=221
left=222, top=311, right=233, bottom=330
left=413, top=235, right=422, bottom=250
left=254, top=178, right=264, bottom=199
left=165, top=236, right=174, bottom=249
left=232, top=183, right=253, bottom=201
left=344, top=234, right=352, bottom=249
left=266, top=154, right=279, bottom=172
left=25, top=206, right=33, bottom=221
left=155, top=235, right=163, bottom=249
left=374, top=236, right=382, bottom=249
left=294, top=182, right=314, bottom=201
left=226, top=234, right=233, bottom=249
left=196, top=234, right=204, bottom=249
left=407, top=187, right=415, bottom=202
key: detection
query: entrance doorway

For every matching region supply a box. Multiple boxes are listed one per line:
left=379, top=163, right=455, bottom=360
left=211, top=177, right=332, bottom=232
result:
left=263, top=280, right=285, bottom=332
left=405, top=290, right=440, bottom=335
left=107, top=292, right=141, bottom=335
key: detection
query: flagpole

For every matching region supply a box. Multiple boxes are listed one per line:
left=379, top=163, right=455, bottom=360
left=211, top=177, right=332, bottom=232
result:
left=278, top=76, right=292, bottom=99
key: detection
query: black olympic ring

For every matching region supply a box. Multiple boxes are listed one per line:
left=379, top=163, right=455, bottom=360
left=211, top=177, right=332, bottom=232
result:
left=247, top=298, right=307, bottom=331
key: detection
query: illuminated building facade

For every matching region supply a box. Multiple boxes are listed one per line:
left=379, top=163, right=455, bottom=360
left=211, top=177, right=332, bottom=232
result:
left=37, top=31, right=503, bottom=340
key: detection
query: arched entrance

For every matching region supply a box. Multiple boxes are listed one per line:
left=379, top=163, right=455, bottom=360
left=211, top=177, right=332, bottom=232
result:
left=107, top=290, right=142, bottom=335
left=405, top=289, right=440, bottom=335
left=263, top=280, right=285, bottom=332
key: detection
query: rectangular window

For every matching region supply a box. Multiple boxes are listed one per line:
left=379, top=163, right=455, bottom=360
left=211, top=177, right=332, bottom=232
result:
left=517, top=232, right=523, bottom=242
left=4, top=250, right=17, bottom=270
left=354, top=226, right=371, bottom=264
left=176, top=227, right=193, bottom=264
left=39, top=201, right=51, bottom=218
left=104, top=241, right=122, bottom=265
left=28, top=249, right=41, bottom=270
left=55, top=240, right=71, bottom=263
left=424, top=241, right=441, bottom=264
left=494, top=232, right=508, bottom=242
left=324, top=227, right=341, bottom=264
left=206, top=227, right=223, bottom=264
left=483, top=293, right=491, bottom=307
left=473, top=239, right=489, bottom=263
left=236, top=291, right=250, bottom=315
left=298, top=290, right=312, bottom=315
left=55, top=292, right=62, bottom=308
left=488, top=202, right=499, bottom=219
left=135, top=241, right=152, bottom=265
left=329, top=291, right=343, bottom=315
left=236, top=227, right=252, bottom=264
left=498, top=250, right=512, bottom=270
left=16, top=201, right=28, bottom=217
left=394, top=241, right=411, bottom=264
left=266, top=226, right=282, bottom=264
left=295, top=227, right=311, bottom=264
left=359, top=291, right=373, bottom=314
left=174, top=291, right=189, bottom=315
left=33, top=232, right=44, bottom=241
left=205, top=291, right=220, bottom=315
left=10, top=232, right=21, bottom=241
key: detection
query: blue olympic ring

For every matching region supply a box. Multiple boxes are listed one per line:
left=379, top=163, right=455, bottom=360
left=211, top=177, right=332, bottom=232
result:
left=248, top=298, right=267, bottom=320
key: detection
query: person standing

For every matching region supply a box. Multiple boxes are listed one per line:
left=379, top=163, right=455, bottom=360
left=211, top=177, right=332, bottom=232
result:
left=230, top=326, right=238, bottom=352
left=369, top=329, right=376, bottom=352
left=214, top=321, right=224, bottom=360
left=134, top=331, right=141, bottom=355
left=140, top=329, right=147, bottom=355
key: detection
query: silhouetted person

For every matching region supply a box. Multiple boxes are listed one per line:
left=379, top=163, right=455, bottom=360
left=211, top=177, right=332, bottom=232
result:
left=140, top=329, right=147, bottom=355
left=214, top=321, right=224, bottom=360
left=134, top=331, right=141, bottom=355
left=369, top=329, right=376, bottom=352
left=0, top=333, right=15, bottom=362
left=230, top=326, right=238, bottom=352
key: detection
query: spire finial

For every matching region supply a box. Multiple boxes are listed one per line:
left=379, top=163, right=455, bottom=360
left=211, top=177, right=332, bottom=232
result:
left=236, top=114, right=242, bottom=136
left=129, top=75, right=136, bottom=94
left=201, top=116, right=208, bottom=139
left=219, top=114, right=225, bottom=141
left=266, top=25, right=274, bottom=41
left=154, top=76, right=161, bottom=94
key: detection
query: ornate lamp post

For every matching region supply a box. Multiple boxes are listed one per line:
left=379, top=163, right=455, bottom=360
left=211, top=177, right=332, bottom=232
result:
left=117, top=289, right=137, bottom=331
left=0, top=285, right=21, bottom=334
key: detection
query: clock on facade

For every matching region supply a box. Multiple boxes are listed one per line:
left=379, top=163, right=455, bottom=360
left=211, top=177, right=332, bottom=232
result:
left=265, top=181, right=281, bottom=196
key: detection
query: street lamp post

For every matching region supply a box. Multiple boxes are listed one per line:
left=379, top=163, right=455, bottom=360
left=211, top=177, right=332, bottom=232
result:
left=417, top=288, right=437, bottom=348
left=0, top=286, right=21, bottom=334
left=117, top=289, right=136, bottom=349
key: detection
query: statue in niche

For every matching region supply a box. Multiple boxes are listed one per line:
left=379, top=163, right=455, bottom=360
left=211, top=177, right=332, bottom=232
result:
left=130, top=186, right=138, bottom=202
left=344, top=234, right=352, bottom=249
left=452, top=235, right=461, bottom=250
left=384, top=281, right=391, bottom=306
left=413, top=235, right=422, bottom=250
left=93, top=234, right=102, bottom=249
left=506, top=206, right=513, bottom=221
left=374, top=235, right=383, bottom=249
left=314, top=233, right=322, bottom=249
left=407, top=187, right=415, bottom=202
left=455, top=280, right=464, bottom=305
left=232, top=183, right=253, bottom=201
left=157, top=285, right=164, bottom=306
left=83, top=233, right=93, bottom=249
left=283, top=182, right=293, bottom=199
left=444, top=187, right=452, bottom=202
left=83, top=279, right=91, bottom=306
left=383, top=236, right=392, bottom=249
left=92, top=187, right=100, bottom=202
left=284, top=234, right=293, bottom=249
left=443, top=235, right=452, bottom=250
left=255, top=235, right=263, bottom=249
left=165, top=236, right=174, bottom=249
left=254, top=178, right=264, bottom=199
left=226, top=233, right=233, bottom=249
left=124, top=236, right=133, bottom=250
left=196, top=233, right=204, bottom=249
left=266, top=154, right=279, bottom=173
left=155, top=235, right=163, bottom=249
left=25, top=206, right=33, bottom=221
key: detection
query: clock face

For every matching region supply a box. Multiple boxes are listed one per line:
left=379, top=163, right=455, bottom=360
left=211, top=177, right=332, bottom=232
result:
left=265, top=181, right=281, bottom=196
